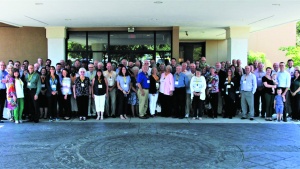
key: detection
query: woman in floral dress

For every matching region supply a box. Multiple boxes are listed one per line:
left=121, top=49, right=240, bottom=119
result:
left=6, top=64, right=17, bottom=121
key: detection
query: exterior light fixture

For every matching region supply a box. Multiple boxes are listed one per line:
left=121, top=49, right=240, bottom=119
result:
left=185, top=31, right=188, bottom=36
left=154, top=1, right=163, bottom=4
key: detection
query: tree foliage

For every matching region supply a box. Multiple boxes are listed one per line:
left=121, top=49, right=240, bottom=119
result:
left=247, top=51, right=266, bottom=64
left=279, top=46, right=300, bottom=66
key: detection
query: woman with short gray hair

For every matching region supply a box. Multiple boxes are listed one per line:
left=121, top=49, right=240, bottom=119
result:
left=73, top=68, right=90, bottom=121
left=159, top=65, right=174, bottom=117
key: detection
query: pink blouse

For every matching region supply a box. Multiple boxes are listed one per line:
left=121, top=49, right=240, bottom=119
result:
left=159, top=73, right=174, bottom=95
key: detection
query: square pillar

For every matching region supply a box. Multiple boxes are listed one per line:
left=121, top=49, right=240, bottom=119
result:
left=226, top=27, right=250, bottom=66
left=45, top=27, right=66, bottom=65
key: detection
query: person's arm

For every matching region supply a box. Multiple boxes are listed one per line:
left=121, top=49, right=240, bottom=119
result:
left=91, top=78, right=95, bottom=97
left=169, top=74, right=174, bottom=95
left=73, top=78, right=77, bottom=99
left=105, top=78, right=109, bottom=97
left=252, top=74, right=257, bottom=94
left=283, top=73, right=291, bottom=95
left=274, top=99, right=276, bottom=109
left=190, top=77, right=194, bottom=99
left=291, top=86, right=300, bottom=96
left=35, top=74, right=41, bottom=98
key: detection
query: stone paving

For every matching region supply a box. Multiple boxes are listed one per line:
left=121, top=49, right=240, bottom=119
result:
left=0, top=118, right=300, bottom=169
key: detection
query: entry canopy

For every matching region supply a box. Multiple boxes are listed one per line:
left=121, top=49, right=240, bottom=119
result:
left=1, top=0, right=299, bottom=40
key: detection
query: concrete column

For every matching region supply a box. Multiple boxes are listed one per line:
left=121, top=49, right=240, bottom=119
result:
left=45, top=26, right=66, bottom=65
left=226, top=27, right=250, bottom=66
left=172, top=26, right=179, bottom=60
left=91, top=43, right=104, bottom=62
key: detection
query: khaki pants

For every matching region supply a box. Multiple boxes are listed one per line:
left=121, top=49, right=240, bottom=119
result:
left=138, top=89, right=149, bottom=117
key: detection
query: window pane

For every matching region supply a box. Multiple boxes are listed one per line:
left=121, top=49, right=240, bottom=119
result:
left=67, top=52, right=87, bottom=62
left=156, top=32, right=171, bottom=51
left=109, top=32, right=154, bottom=51
left=68, top=32, right=87, bottom=51
left=88, top=32, right=108, bottom=51
left=156, top=52, right=171, bottom=64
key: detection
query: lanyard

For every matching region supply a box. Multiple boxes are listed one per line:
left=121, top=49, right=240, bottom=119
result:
left=123, top=76, right=127, bottom=84
left=176, top=73, right=180, bottom=81
left=98, top=78, right=102, bottom=83
left=28, top=73, right=35, bottom=82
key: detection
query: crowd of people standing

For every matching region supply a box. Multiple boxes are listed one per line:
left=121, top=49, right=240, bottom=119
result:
left=0, top=56, right=299, bottom=124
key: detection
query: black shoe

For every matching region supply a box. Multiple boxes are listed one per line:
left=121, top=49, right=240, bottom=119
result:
left=254, top=115, right=259, bottom=117
left=111, top=115, right=116, bottom=118
left=34, top=120, right=39, bottom=123
left=0, top=120, right=3, bottom=123
left=283, top=119, right=287, bottom=122
left=1, top=118, right=7, bottom=120
left=139, top=116, right=148, bottom=119
left=229, top=117, right=232, bottom=119
left=241, top=117, right=247, bottom=119
left=250, top=117, right=254, bottom=121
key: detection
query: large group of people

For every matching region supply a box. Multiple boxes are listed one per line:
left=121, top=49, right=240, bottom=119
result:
left=0, top=56, right=299, bottom=124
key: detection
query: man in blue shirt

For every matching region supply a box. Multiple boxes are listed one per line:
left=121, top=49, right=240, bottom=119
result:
left=0, top=61, right=8, bottom=122
left=173, top=65, right=188, bottom=118
left=240, top=66, right=257, bottom=120
left=137, top=64, right=150, bottom=119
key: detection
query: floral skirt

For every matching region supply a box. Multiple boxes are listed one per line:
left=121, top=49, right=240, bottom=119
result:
left=128, top=91, right=139, bottom=105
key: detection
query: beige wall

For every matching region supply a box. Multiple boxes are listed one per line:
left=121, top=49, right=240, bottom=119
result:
left=205, top=40, right=227, bottom=66
left=0, top=27, right=47, bottom=64
left=248, top=22, right=296, bottom=65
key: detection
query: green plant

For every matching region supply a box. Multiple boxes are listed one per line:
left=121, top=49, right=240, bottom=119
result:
left=279, top=46, right=300, bottom=66
left=247, top=51, right=267, bottom=64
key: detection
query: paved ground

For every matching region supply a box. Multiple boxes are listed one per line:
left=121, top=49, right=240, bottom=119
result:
left=0, top=116, right=300, bottom=169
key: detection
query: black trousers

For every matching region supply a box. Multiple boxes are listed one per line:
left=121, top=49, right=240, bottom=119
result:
left=173, top=87, right=186, bottom=118
left=291, top=94, right=300, bottom=120
left=48, top=94, right=58, bottom=118
left=28, top=89, right=40, bottom=122
left=192, top=95, right=204, bottom=117
left=76, top=96, right=89, bottom=117
left=209, top=93, right=219, bottom=118
left=0, top=89, right=6, bottom=119
left=254, top=88, right=266, bottom=117
left=160, top=92, right=172, bottom=117
left=117, top=90, right=129, bottom=116
left=224, top=95, right=235, bottom=118
left=61, top=95, right=71, bottom=117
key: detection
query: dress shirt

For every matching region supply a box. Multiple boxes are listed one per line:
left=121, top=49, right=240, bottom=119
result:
left=117, top=75, right=131, bottom=92
left=277, top=70, right=291, bottom=88
left=240, top=72, right=257, bottom=94
left=190, top=76, right=206, bottom=100
left=25, top=72, right=42, bottom=95
left=182, top=70, right=194, bottom=94
left=103, top=70, right=117, bottom=87
left=173, top=72, right=188, bottom=88
left=254, top=70, right=266, bottom=87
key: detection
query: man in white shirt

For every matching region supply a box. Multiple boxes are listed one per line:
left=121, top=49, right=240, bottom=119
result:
left=103, top=62, right=117, bottom=117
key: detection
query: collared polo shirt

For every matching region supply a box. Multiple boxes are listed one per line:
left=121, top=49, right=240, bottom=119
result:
left=137, top=71, right=150, bottom=89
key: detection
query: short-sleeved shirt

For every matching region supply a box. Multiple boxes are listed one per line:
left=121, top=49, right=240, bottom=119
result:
left=274, top=95, right=284, bottom=105
left=103, top=70, right=117, bottom=87
left=137, top=72, right=150, bottom=89
left=117, top=75, right=131, bottom=92
left=262, top=76, right=274, bottom=94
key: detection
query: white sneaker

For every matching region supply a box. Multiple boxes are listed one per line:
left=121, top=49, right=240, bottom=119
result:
left=83, top=117, right=86, bottom=121
left=19, top=120, right=23, bottom=123
left=15, top=121, right=19, bottom=124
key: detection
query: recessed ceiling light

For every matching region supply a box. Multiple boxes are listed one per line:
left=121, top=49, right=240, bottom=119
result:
left=146, top=35, right=150, bottom=36
left=35, top=3, right=43, bottom=5
left=272, top=4, right=280, bottom=6
left=154, top=1, right=163, bottom=4
left=65, top=19, right=72, bottom=21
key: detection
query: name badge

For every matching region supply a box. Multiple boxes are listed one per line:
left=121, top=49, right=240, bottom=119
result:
left=81, top=83, right=84, bottom=87
left=28, top=82, right=31, bottom=86
left=147, top=80, right=150, bottom=83
left=156, top=83, right=159, bottom=88
left=124, top=84, right=128, bottom=88
left=243, top=81, right=246, bottom=84
left=51, top=85, right=56, bottom=89
left=108, top=78, right=113, bottom=86
left=258, top=78, right=262, bottom=81
left=98, top=84, right=102, bottom=88
left=175, top=81, right=179, bottom=85
left=227, top=85, right=231, bottom=89
left=208, top=84, right=212, bottom=87
left=41, top=84, right=45, bottom=88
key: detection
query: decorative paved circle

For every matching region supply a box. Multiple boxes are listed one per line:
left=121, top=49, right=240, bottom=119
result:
left=54, top=131, right=243, bottom=168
